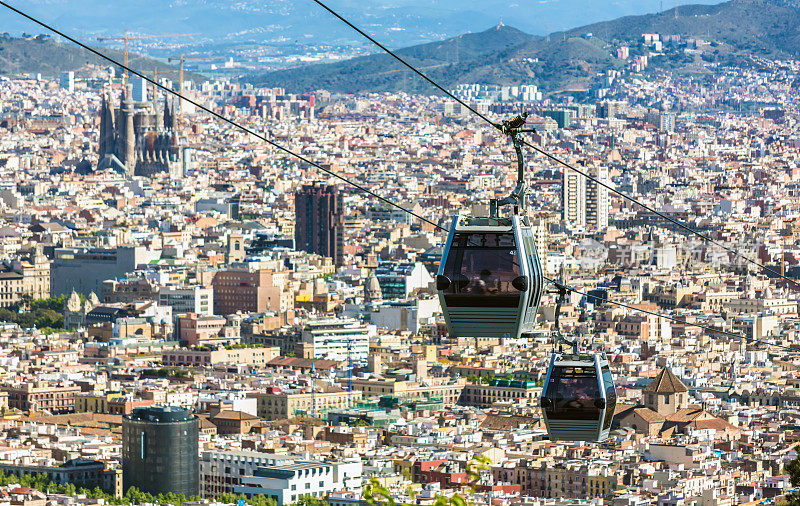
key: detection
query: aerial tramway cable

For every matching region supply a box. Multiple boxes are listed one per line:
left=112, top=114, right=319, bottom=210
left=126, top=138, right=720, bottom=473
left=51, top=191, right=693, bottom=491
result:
left=0, top=1, right=432, bottom=231
left=309, top=0, right=800, bottom=292
left=0, top=1, right=794, bottom=355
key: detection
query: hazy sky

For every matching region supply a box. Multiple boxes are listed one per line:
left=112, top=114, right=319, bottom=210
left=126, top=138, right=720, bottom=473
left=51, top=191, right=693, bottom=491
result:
left=1, top=0, right=730, bottom=47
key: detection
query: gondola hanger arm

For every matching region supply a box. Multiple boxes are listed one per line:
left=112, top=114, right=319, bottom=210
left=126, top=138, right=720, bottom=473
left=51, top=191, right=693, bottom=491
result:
left=550, top=280, right=578, bottom=354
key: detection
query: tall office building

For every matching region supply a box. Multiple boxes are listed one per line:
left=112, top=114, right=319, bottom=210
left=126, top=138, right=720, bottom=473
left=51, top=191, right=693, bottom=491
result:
left=212, top=267, right=287, bottom=315
left=562, top=168, right=586, bottom=228
left=122, top=406, right=199, bottom=496
left=562, top=165, right=610, bottom=230
left=585, top=165, right=610, bottom=230
left=645, top=110, right=677, bottom=133
left=59, top=71, right=74, bottom=93
left=51, top=246, right=161, bottom=296
left=131, top=75, right=148, bottom=102
left=294, top=183, right=344, bottom=265
left=301, top=318, right=373, bottom=361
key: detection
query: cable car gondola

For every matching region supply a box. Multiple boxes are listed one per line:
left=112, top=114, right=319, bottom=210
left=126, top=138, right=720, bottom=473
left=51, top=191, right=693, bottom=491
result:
left=540, top=352, right=616, bottom=441
left=436, top=114, right=544, bottom=339
left=538, top=284, right=617, bottom=442
left=436, top=214, right=543, bottom=338
left=433, top=113, right=617, bottom=441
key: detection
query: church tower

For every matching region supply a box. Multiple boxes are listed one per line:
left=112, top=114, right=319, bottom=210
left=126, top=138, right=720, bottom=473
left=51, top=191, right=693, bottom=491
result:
left=99, top=94, right=116, bottom=159
left=120, top=83, right=136, bottom=175
left=226, top=233, right=245, bottom=264
left=643, top=367, right=689, bottom=415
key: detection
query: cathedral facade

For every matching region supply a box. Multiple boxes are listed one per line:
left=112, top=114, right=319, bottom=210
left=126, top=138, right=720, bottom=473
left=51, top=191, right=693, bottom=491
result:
left=98, top=83, right=184, bottom=178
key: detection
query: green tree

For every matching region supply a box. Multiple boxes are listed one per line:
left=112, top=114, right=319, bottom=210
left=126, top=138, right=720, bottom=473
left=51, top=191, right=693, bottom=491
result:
left=30, top=294, right=69, bottom=311
left=785, top=455, right=800, bottom=505
left=478, top=374, right=495, bottom=384
left=249, top=496, right=277, bottom=506
left=293, top=496, right=328, bottom=506
left=364, top=455, right=490, bottom=506
left=63, top=482, right=77, bottom=496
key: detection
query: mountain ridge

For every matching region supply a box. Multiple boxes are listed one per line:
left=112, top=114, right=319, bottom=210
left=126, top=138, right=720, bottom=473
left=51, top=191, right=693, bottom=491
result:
left=0, top=34, right=206, bottom=81
left=247, top=0, right=800, bottom=95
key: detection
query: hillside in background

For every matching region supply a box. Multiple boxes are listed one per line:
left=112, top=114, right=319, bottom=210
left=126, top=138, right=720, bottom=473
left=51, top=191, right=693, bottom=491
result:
left=2, top=0, right=726, bottom=48
left=247, top=0, right=800, bottom=94
left=0, top=34, right=206, bottom=81
left=563, top=0, right=800, bottom=55
left=248, top=25, right=537, bottom=94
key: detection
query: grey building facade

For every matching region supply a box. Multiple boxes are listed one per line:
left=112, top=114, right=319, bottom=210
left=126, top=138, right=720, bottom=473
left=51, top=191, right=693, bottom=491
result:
left=122, top=406, right=199, bottom=496
left=51, top=246, right=161, bottom=296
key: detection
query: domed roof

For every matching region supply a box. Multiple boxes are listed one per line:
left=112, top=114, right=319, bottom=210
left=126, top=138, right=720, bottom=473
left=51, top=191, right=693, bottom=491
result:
left=364, top=272, right=382, bottom=301
left=66, top=291, right=81, bottom=312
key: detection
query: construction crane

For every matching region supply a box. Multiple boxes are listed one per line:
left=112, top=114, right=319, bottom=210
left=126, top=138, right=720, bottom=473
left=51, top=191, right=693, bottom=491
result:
left=167, top=54, right=227, bottom=129
left=151, top=67, right=180, bottom=117
left=167, top=54, right=226, bottom=96
left=96, top=30, right=199, bottom=82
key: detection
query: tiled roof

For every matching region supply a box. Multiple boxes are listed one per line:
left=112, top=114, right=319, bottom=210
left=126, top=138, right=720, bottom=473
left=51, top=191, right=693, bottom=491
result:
left=665, top=407, right=706, bottom=423
left=211, top=410, right=259, bottom=421
left=643, top=367, right=688, bottom=394
left=266, top=356, right=340, bottom=370
left=479, top=414, right=540, bottom=431
left=632, top=407, right=666, bottom=423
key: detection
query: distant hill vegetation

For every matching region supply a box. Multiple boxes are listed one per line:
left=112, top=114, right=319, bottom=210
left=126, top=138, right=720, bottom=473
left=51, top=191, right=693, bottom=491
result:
left=0, top=34, right=205, bottom=81
left=246, top=0, right=800, bottom=94
left=248, top=25, right=537, bottom=95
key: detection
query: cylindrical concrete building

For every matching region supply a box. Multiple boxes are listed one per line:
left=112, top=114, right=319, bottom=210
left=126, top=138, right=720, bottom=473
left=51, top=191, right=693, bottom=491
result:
left=122, top=406, right=199, bottom=496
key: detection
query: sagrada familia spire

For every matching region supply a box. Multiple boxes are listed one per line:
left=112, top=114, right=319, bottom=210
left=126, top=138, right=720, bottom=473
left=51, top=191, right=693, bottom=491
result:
left=98, top=82, right=184, bottom=178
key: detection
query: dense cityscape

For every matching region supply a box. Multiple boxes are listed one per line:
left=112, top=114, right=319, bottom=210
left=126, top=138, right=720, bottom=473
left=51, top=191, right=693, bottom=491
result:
left=2, top=5, right=800, bottom=506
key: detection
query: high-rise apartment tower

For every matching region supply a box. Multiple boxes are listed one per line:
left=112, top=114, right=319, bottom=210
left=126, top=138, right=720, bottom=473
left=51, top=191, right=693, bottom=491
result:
left=294, top=183, right=344, bottom=265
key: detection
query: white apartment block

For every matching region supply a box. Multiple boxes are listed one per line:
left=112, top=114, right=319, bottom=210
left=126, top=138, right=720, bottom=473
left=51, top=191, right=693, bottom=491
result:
left=158, top=285, right=213, bottom=317
left=562, top=165, right=610, bottom=230
left=200, top=450, right=362, bottom=506
left=301, top=318, right=375, bottom=361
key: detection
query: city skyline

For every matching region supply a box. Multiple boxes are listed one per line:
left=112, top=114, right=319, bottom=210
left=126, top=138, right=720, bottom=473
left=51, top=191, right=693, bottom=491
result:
left=0, top=0, right=799, bottom=505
